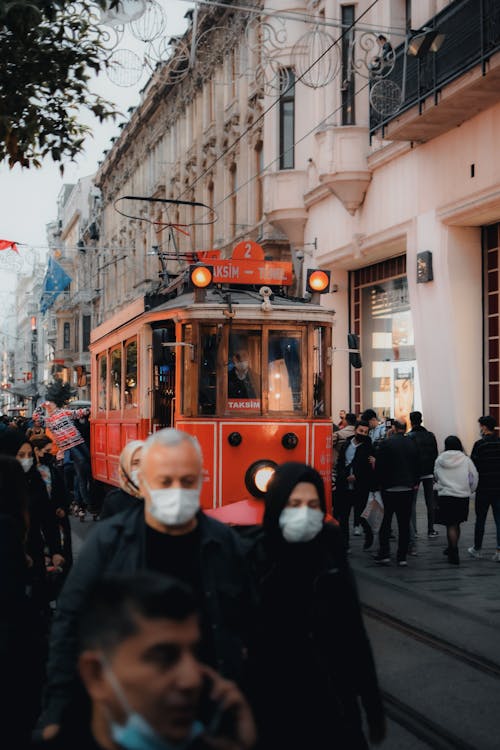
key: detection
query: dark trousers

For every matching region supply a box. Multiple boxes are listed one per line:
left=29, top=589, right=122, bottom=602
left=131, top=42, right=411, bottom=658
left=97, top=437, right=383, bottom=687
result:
left=334, top=487, right=369, bottom=548
left=68, top=443, right=91, bottom=509
left=379, top=490, right=414, bottom=561
left=474, top=493, right=500, bottom=549
left=410, top=477, right=435, bottom=539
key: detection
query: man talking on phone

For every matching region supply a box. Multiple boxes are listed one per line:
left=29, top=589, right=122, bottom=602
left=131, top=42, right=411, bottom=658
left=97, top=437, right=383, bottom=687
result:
left=32, top=572, right=256, bottom=750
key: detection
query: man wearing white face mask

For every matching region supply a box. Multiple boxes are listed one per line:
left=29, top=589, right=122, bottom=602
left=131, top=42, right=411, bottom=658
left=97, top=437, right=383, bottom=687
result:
left=37, top=429, right=255, bottom=743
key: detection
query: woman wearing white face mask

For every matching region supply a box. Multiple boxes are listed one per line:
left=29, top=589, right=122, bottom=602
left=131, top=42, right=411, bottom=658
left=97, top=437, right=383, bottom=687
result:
left=249, top=462, right=385, bottom=750
left=0, top=429, right=64, bottom=615
left=100, top=440, right=144, bottom=520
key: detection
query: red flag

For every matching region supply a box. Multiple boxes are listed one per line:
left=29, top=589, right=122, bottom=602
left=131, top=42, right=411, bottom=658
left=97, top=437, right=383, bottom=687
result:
left=0, top=239, right=19, bottom=253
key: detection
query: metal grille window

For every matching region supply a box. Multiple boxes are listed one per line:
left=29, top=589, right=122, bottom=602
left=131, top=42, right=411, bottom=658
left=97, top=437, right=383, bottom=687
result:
left=341, top=5, right=356, bottom=126
left=63, top=322, right=71, bottom=350
left=279, top=68, right=295, bottom=170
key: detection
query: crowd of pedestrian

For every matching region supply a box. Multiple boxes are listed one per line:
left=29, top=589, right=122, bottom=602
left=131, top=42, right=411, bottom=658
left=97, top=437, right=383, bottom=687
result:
left=1, top=391, right=499, bottom=749
left=332, top=408, right=500, bottom=566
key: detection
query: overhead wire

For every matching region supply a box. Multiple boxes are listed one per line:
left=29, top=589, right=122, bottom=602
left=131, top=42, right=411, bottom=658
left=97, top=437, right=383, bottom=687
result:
left=176, top=0, right=382, bottom=201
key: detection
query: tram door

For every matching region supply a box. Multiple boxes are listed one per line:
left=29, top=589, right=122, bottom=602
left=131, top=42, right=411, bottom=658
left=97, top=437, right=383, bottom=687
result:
left=152, top=326, right=176, bottom=430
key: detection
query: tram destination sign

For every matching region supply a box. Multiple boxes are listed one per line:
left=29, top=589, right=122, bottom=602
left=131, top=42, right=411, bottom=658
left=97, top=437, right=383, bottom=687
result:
left=197, top=241, right=293, bottom=286
left=211, top=259, right=293, bottom=286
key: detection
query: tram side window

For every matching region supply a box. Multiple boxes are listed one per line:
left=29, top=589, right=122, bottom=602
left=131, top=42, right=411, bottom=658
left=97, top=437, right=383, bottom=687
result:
left=268, top=331, right=302, bottom=412
left=98, top=355, right=107, bottom=411
left=313, top=326, right=326, bottom=416
left=110, top=347, right=122, bottom=411
left=228, top=332, right=261, bottom=411
left=199, top=326, right=218, bottom=415
left=125, top=340, right=138, bottom=408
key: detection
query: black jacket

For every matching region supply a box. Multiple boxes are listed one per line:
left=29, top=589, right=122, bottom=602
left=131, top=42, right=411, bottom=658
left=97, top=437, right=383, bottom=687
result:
left=407, top=425, right=438, bottom=476
left=249, top=523, right=383, bottom=749
left=250, top=462, right=384, bottom=750
left=471, top=434, right=500, bottom=493
left=39, top=506, right=255, bottom=728
left=334, top=436, right=375, bottom=493
left=25, top=466, right=62, bottom=567
left=376, top=433, right=420, bottom=490
left=99, top=487, right=141, bottom=520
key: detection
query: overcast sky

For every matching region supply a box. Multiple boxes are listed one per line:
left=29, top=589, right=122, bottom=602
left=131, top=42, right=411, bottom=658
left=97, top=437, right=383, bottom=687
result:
left=0, top=0, right=193, bottom=295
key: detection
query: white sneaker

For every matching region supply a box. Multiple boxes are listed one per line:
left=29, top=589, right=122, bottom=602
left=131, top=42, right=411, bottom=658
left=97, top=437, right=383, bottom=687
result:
left=492, top=551, right=500, bottom=562
left=353, top=526, right=362, bottom=536
left=467, top=546, right=481, bottom=559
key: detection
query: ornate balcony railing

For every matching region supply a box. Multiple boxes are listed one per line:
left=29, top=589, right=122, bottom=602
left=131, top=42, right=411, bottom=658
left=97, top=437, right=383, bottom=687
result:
left=370, top=0, right=500, bottom=137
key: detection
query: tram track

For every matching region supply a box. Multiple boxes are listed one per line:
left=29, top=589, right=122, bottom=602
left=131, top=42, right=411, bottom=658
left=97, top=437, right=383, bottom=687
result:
left=382, top=691, right=478, bottom=750
left=362, top=604, right=500, bottom=679
left=360, top=603, right=500, bottom=749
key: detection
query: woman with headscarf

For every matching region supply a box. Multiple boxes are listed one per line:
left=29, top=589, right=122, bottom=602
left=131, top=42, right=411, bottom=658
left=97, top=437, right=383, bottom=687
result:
left=434, top=435, right=478, bottom=564
left=99, top=440, right=144, bottom=520
left=249, top=462, right=385, bottom=750
left=0, top=429, right=64, bottom=602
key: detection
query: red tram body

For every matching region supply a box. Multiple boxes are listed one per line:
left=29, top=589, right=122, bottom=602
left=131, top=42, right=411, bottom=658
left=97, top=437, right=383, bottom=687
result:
left=89, top=251, right=334, bottom=514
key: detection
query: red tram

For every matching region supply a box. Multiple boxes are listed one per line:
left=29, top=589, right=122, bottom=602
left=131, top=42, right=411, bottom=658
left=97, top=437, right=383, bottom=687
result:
left=89, top=243, right=334, bottom=514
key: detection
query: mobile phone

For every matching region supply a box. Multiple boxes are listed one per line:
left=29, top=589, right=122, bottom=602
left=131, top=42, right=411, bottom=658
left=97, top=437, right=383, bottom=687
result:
left=199, top=677, right=236, bottom=739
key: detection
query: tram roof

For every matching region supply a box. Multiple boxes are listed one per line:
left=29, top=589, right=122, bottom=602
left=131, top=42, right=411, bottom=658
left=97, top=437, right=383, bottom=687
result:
left=91, top=289, right=335, bottom=346
left=148, top=288, right=335, bottom=314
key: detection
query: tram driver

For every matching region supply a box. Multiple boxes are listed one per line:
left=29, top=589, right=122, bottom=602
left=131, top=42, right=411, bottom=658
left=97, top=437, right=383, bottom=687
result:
left=228, top=343, right=259, bottom=400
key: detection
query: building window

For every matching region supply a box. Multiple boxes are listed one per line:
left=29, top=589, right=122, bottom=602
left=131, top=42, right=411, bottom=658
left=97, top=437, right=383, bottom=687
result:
left=483, top=223, right=500, bottom=427
left=255, top=141, right=264, bottom=223
left=230, top=164, right=237, bottom=234
left=341, top=5, right=356, bottom=126
left=208, top=181, right=215, bottom=248
left=405, top=0, right=412, bottom=32
left=63, top=322, right=71, bottom=350
left=82, top=316, right=91, bottom=352
left=279, top=68, right=295, bottom=170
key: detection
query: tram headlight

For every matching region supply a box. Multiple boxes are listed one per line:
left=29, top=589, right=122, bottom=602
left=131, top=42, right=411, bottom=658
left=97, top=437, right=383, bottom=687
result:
left=306, top=269, right=331, bottom=294
left=245, top=460, right=278, bottom=499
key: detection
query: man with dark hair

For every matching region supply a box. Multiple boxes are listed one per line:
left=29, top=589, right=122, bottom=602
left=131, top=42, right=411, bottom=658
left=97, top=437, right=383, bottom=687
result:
left=332, top=411, right=356, bottom=466
left=468, top=416, right=500, bottom=561
left=37, top=428, right=255, bottom=741
left=407, top=411, right=439, bottom=542
left=333, top=420, right=375, bottom=549
left=374, top=420, right=420, bottom=567
left=32, top=572, right=256, bottom=749
left=361, top=409, right=386, bottom=449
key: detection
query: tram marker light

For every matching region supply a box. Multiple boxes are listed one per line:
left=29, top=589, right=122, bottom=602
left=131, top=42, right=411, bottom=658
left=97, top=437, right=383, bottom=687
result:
left=306, top=269, right=331, bottom=295
left=189, top=264, right=214, bottom=289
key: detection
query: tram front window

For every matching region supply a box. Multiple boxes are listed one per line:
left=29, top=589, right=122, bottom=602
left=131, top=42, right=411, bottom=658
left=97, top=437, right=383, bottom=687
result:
left=228, top=332, right=261, bottom=411
left=199, top=327, right=218, bottom=415
left=268, top=331, right=302, bottom=412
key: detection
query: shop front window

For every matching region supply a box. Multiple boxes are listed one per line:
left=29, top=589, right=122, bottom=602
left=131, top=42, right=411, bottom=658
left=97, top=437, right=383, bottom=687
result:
left=361, top=276, right=420, bottom=429
left=228, top=331, right=261, bottom=411
left=98, top=355, right=107, bottom=411
left=268, top=331, right=302, bottom=412
left=125, top=340, right=138, bottom=408
left=110, top=347, right=122, bottom=411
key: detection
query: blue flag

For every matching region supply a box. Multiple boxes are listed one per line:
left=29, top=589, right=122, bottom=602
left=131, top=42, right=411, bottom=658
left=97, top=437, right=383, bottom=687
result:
left=40, top=256, right=72, bottom=313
